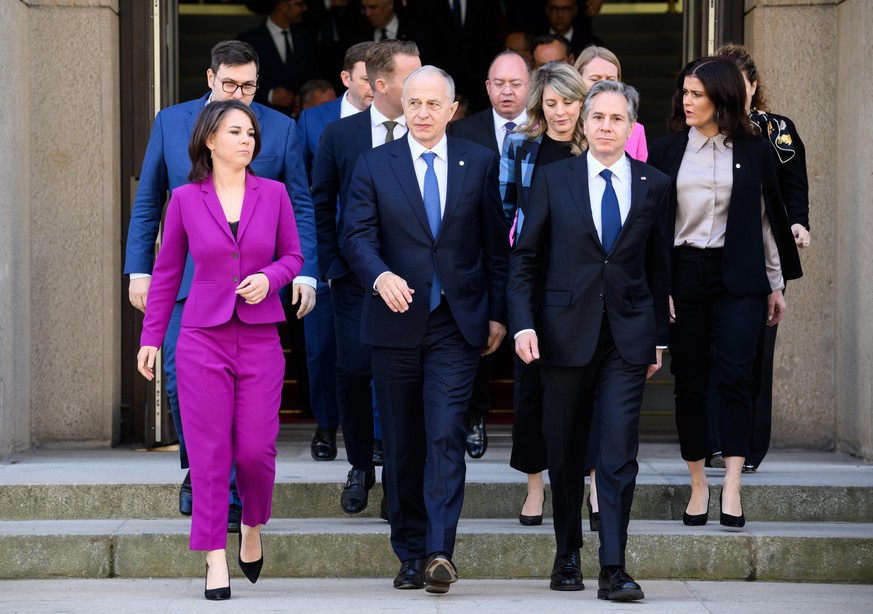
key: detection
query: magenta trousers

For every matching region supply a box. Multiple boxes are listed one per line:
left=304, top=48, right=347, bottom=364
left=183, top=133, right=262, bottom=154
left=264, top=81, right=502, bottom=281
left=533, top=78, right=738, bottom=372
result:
left=176, top=313, right=283, bottom=551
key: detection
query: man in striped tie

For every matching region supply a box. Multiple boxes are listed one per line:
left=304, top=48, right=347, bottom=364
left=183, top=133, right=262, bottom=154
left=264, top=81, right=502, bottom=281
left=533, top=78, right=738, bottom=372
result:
left=508, top=80, right=671, bottom=601
left=343, top=65, right=509, bottom=594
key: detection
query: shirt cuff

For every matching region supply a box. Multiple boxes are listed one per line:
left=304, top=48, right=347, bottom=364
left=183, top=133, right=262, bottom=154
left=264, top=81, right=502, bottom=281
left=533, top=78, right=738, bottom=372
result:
left=129, top=273, right=151, bottom=280
left=293, top=275, right=317, bottom=289
left=373, top=270, right=391, bottom=292
left=514, top=328, right=536, bottom=340
left=656, top=345, right=667, bottom=350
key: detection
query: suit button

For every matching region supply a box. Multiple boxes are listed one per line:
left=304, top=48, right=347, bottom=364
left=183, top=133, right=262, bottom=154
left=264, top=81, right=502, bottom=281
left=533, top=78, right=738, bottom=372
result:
left=598, top=293, right=604, bottom=300
left=232, top=253, right=239, bottom=259
left=233, top=276, right=239, bottom=283
left=603, top=260, right=609, bottom=266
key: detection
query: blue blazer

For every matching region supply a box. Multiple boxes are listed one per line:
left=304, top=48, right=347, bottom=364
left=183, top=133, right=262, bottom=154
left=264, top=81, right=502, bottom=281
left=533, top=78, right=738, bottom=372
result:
left=124, top=92, right=318, bottom=298
left=343, top=135, right=510, bottom=349
left=310, top=108, right=373, bottom=281
left=297, top=96, right=342, bottom=181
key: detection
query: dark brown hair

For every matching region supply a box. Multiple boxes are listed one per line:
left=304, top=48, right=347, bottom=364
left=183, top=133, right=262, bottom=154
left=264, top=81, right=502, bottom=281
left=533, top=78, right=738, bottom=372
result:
left=210, top=40, right=260, bottom=74
left=667, top=56, right=754, bottom=140
left=188, top=99, right=261, bottom=183
left=364, top=39, right=420, bottom=84
left=716, top=43, right=769, bottom=112
left=343, top=41, right=376, bottom=73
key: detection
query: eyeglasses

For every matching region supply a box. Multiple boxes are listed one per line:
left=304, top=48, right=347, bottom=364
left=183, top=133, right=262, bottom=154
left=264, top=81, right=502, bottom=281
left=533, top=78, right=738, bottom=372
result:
left=547, top=5, right=575, bottom=12
left=489, top=80, right=527, bottom=91
left=218, top=79, right=258, bottom=96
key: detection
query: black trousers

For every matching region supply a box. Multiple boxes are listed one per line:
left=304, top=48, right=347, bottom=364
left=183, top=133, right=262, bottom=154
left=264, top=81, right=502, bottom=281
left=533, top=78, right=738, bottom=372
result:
left=510, top=356, right=547, bottom=474
left=670, top=247, right=766, bottom=461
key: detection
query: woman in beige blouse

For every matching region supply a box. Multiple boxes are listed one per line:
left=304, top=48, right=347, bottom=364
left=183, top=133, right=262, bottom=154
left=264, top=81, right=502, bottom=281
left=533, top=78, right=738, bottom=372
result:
left=647, top=57, right=801, bottom=527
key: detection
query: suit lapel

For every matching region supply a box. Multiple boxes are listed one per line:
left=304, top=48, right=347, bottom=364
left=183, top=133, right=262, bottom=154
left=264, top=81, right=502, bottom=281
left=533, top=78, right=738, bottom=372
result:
left=565, top=156, right=602, bottom=251
left=202, top=176, right=235, bottom=243
left=236, top=174, right=260, bottom=243
left=478, top=110, right=499, bottom=153
left=612, top=156, right=650, bottom=250
left=390, top=137, right=432, bottom=238
left=186, top=95, right=208, bottom=139
left=441, top=137, right=467, bottom=240
left=353, top=110, right=372, bottom=154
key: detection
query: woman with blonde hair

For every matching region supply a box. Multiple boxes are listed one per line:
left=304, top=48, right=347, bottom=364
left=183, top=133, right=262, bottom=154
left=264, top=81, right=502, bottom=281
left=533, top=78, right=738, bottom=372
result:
left=500, top=61, right=587, bottom=526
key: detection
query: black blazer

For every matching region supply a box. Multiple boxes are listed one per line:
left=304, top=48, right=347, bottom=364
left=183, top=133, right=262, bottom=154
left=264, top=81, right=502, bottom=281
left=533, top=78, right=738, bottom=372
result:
left=448, top=109, right=499, bottom=155
left=647, top=130, right=802, bottom=296
left=238, top=20, right=314, bottom=108
left=508, top=154, right=672, bottom=367
left=343, top=135, right=510, bottom=349
left=751, top=111, right=810, bottom=230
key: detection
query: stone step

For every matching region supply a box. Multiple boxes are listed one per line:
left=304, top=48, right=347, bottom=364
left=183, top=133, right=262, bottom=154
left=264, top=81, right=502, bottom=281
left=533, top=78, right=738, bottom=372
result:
left=1, top=518, right=870, bottom=583
left=4, top=481, right=872, bottom=524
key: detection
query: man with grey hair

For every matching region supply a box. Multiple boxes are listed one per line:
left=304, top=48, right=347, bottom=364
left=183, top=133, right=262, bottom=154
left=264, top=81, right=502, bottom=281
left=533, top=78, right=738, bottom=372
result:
left=508, top=79, right=670, bottom=601
left=343, top=65, right=509, bottom=594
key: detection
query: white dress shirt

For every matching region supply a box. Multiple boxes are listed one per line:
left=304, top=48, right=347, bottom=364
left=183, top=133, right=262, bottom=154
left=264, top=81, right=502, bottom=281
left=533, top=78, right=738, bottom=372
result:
left=339, top=90, right=360, bottom=118
left=374, top=15, right=399, bottom=41
left=587, top=151, right=632, bottom=243
left=369, top=103, right=407, bottom=147
left=492, top=108, right=527, bottom=153
left=265, top=16, right=293, bottom=62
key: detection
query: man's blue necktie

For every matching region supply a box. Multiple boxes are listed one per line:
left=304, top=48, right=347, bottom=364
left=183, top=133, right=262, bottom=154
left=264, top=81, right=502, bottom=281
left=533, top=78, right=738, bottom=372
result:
left=600, top=169, right=621, bottom=253
left=422, top=152, right=442, bottom=311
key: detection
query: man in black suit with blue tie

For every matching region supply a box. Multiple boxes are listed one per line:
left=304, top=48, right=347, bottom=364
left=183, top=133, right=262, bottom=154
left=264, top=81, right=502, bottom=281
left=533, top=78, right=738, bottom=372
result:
left=508, top=80, right=671, bottom=601
left=343, top=65, right=509, bottom=593
left=311, top=40, right=421, bottom=515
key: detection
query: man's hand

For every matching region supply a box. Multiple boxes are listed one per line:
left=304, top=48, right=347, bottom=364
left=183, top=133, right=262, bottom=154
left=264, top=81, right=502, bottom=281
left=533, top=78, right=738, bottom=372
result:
left=375, top=272, right=414, bottom=312
left=291, top=283, right=316, bottom=318
left=515, top=331, right=540, bottom=364
left=647, top=348, right=663, bottom=379
left=669, top=295, right=676, bottom=323
left=482, top=321, right=506, bottom=356
left=236, top=273, right=270, bottom=305
left=129, top=277, right=151, bottom=313
left=137, top=346, right=158, bottom=381
left=792, top=223, right=811, bottom=248
left=767, top=289, right=786, bottom=326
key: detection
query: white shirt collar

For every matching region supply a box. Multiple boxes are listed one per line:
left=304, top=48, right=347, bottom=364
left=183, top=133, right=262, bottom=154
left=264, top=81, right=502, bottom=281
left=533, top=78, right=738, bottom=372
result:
left=550, top=26, right=574, bottom=42
left=370, top=101, right=406, bottom=127
left=340, top=90, right=361, bottom=118
left=587, top=151, right=631, bottom=184
left=492, top=108, right=527, bottom=132
left=408, top=133, right=449, bottom=163
left=266, top=16, right=286, bottom=35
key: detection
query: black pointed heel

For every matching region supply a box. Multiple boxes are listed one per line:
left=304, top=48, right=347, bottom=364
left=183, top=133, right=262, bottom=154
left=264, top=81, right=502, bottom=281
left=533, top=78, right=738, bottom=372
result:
left=518, top=491, right=545, bottom=526
left=204, top=563, right=231, bottom=600
left=683, top=490, right=709, bottom=526
left=719, top=489, right=745, bottom=528
left=238, top=531, right=264, bottom=584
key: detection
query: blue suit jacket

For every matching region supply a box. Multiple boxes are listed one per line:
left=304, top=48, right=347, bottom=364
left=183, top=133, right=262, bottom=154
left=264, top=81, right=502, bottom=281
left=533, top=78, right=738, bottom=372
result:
left=310, top=108, right=373, bottom=281
left=124, top=92, right=317, bottom=298
left=297, top=96, right=342, bottom=181
left=343, top=135, right=510, bottom=349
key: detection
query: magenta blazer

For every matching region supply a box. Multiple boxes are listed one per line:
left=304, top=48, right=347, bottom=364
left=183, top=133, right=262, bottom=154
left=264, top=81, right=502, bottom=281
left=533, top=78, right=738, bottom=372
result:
left=625, top=121, right=648, bottom=162
left=141, top=174, right=304, bottom=348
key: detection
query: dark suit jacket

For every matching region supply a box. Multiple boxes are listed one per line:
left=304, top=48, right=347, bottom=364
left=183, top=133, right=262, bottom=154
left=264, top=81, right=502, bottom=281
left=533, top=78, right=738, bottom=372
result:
left=310, top=108, right=373, bottom=281
left=238, top=20, right=315, bottom=110
left=448, top=109, right=499, bottom=155
left=343, top=135, right=510, bottom=349
left=647, top=130, right=802, bottom=296
left=508, top=154, right=671, bottom=367
left=297, top=96, right=342, bottom=181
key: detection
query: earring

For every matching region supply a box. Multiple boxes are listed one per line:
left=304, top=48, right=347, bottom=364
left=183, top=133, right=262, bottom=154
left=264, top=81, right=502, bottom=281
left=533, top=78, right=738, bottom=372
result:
left=210, top=149, right=214, bottom=159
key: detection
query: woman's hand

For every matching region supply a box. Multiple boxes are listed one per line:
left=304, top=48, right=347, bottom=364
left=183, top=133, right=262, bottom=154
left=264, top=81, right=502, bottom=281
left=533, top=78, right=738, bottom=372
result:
left=792, top=223, right=811, bottom=248
left=236, top=273, right=270, bottom=305
left=137, top=346, right=158, bottom=381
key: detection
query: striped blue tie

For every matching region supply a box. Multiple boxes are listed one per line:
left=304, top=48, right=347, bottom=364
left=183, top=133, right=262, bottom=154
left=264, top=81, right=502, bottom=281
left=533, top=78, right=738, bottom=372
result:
left=422, top=152, right=442, bottom=311
left=600, top=169, right=621, bottom=253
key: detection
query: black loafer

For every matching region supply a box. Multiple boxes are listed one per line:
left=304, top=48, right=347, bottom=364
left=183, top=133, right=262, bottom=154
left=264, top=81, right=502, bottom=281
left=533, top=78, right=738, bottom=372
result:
left=340, top=467, right=376, bottom=514
left=424, top=554, right=458, bottom=594
left=227, top=504, right=242, bottom=534
left=393, top=558, right=425, bottom=589
left=179, top=471, right=193, bottom=516
left=465, top=417, right=488, bottom=459
left=550, top=550, right=584, bottom=591
left=310, top=427, right=337, bottom=461
left=598, top=567, right=644, bottom=601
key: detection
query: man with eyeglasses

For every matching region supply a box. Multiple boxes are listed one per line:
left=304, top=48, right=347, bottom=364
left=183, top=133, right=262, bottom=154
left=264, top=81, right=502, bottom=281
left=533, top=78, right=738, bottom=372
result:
left=238, top=0, right=315, bottom=116
left=124, top=40, right=317, bottom=533
left=448, top=50, right=530, bottom=460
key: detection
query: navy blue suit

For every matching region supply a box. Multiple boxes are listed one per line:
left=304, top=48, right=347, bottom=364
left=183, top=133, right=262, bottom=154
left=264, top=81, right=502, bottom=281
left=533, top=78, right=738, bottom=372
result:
left=343, top=135, right=509, bottom=561
left=310, top=108, right=378, bottom=471
left=124, top=93, right=317, bottom=497
left=297, top=96, right=342, bottom=179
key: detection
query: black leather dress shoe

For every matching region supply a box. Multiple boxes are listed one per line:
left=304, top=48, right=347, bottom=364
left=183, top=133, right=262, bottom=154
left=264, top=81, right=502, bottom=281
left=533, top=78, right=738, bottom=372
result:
left=340, top=467, right=376, bottom=514
left=227, top=504, right=242, bottom=534
left=310, top=427, right=337, bottom=461
left=393, top=558, right=425, bottom=589
left=424, top=554, right=458, bottom=594
left=465, top=417, right=488, bottom=459
left=597, top=567, right=644, bottom=601
left=550, top=550, right=584, bottom=591
left=372, top=439, right=384, bottom=466
left=179, top=471, right=193, bottom=516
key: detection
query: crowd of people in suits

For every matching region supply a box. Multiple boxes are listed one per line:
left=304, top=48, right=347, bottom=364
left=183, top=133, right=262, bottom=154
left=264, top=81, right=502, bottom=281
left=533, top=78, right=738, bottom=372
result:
left=127, top=0, right=810, bottom=602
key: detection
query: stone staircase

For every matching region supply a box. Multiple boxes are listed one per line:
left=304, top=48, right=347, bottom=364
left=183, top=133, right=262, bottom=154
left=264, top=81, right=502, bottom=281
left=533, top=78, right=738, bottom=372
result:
left=1, top=429, right=871, bottom=583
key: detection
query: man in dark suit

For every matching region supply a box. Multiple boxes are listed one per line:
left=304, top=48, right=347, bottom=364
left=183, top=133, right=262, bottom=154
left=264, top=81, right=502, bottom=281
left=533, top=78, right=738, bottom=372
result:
left=508, top=80, right=670, bottom=601
left=343, top=65, right=509, bottom=593
left=359, top=0, right=410, bottom=42
left=448, top=50, right=530, bottom=459
left=543, top=0, right=599, bottom=56
left=124, top=40, right=317, bottom=531
left=238, top=0, right=315, bottom=116
left=311, top=40, right=421, bottom=514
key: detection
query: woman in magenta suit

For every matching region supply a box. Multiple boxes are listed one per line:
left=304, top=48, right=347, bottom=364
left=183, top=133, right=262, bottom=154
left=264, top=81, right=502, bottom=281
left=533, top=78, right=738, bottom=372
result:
left=137, top=99, right=303, bottom=600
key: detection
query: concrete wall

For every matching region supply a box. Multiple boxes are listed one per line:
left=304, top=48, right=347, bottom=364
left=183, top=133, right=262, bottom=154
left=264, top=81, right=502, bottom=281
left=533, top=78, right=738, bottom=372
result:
left=0, top=2, right=33, bottom=457
left=14, top=0, right=121, bottom=448
left=745, top=0, right=872, bottom=458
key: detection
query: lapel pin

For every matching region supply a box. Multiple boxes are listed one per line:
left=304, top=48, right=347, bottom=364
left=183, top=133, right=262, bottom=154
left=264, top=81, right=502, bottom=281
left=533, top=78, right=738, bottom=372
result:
left=459, top=160, right=464, bottom=166
left=735, top=163, right=741, bottom=168
left=641, top=176, right=647, bottom=180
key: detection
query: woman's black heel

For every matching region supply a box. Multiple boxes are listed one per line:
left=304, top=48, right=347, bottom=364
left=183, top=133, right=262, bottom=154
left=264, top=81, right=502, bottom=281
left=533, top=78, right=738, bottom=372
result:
left=683, top=490, right=709, bottom=526
left=719, top=488, right=745, bottom=528
left=586, top=494, right=600, bottom=532
left=238, top=531, right=264, bottom=584
left=204, top=563, right=231, bottom=600
left=518, top=491, right=545, bottom=526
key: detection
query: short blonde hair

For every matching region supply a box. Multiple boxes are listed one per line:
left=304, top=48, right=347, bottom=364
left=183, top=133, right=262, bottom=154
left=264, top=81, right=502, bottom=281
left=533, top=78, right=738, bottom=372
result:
left=574, top=45, right=622, bottom=92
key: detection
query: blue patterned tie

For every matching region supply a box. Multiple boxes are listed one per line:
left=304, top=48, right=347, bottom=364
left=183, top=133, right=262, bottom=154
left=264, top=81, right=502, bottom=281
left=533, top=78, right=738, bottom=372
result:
left=600, top=169, right=621, bottom=253
left=422, top=152, right=442, bottom=311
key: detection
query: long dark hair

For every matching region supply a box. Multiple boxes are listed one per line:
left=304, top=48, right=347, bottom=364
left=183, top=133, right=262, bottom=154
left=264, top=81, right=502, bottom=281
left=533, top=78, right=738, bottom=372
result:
left=716, top=43, right=769, bottom=112
left=188, top=99, right=261, bottom=183
left=666, top=56, right=754, bottom=141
